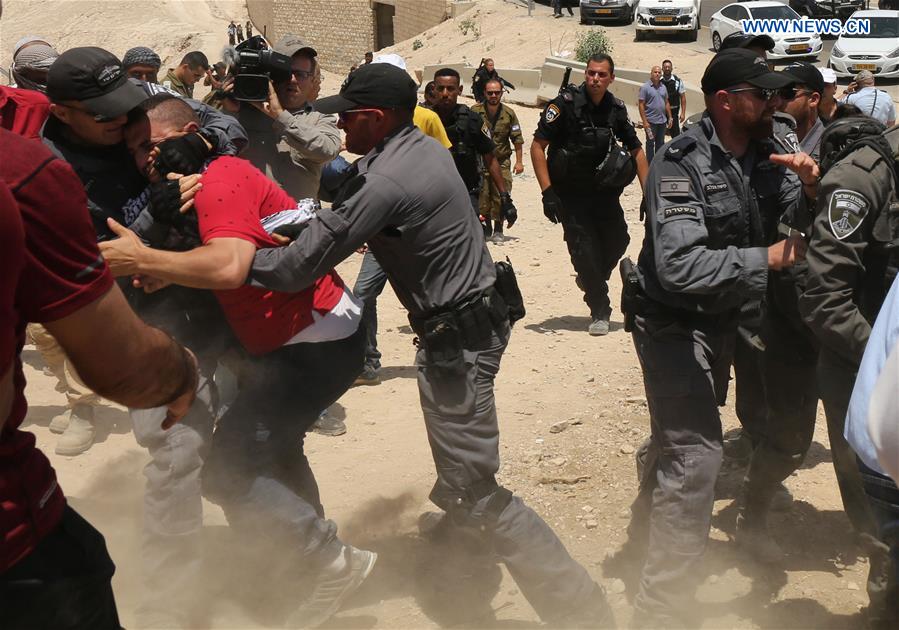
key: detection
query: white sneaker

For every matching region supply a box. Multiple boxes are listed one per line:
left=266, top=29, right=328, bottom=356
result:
left=588, top=318, right=610, bottom=336
left=287, top=546, right=377, bottom=628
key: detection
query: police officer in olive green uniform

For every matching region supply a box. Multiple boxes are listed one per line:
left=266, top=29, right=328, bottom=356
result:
left=623, top=49, right=815, bottom=625
left=531, top=53, right=649, bottom=336
left=432, top=68, right=517, bottom=233
left=473, top=78, right=524, bottom=242
left=798, top=118, right=899, bottom=628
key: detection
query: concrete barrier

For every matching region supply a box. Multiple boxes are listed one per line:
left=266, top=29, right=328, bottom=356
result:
left=420, top=62, right=542, bottom=107
left=415, top=56, right=705, bottom=115
left=537, top=56, right=705, bottom=118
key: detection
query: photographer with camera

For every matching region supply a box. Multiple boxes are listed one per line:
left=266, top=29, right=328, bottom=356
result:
left=228, top=34, right=340, bottom=201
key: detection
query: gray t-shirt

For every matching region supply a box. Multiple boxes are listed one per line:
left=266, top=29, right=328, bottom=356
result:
left=248, top=123, right=496, bottom=317
left=639, top=81, right=669, bottom=125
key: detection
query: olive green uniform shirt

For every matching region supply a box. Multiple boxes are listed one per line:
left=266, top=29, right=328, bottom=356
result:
left=163, top=68, right=192, bottom=99
left=472, top=102, right=524, bottom=166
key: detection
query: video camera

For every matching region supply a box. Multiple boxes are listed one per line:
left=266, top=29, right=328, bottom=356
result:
left=229, top=35, right=291, bottom=101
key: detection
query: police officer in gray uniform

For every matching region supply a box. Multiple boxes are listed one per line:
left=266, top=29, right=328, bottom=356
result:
left=531, top=53, right=649, bottom=336
left=622, top=49, right=816, bottom=624
left=737, top=61, right=828, bottom=562
left=247, top=62, right=610, bottom=627
left=799, top=118, right=899, bottom=627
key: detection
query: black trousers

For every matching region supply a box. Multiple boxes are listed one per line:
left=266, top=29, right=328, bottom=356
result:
left=558, top=192, right=630, bottom=320
left=0, top=506, right=121, bottom=630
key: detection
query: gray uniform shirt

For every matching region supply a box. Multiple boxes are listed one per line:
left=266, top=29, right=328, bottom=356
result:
left=248, top=124, right=496, bottom=318
left=802, top=117, right=825, bottom=162
left=637, top=115, right=802, bottom=314
left=238, top=104, right=340, bottom=200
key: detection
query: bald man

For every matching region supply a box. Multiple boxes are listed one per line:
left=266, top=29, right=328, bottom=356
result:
left=638, top=65, right=672, bottom=163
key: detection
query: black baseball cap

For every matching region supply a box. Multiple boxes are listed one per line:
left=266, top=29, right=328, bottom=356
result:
left=701, top=48, right=795, bottom=94
left=47, top=47, right=148, bottom=117
left=315, top=63, right=417, bottom=114
left=720, top=32, right=776, bottom=53
left=783, top=62, right=825, bottom=95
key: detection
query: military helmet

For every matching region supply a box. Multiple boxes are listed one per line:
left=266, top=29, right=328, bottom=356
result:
left=819, top=116, right=888, bottom=176
left=595, top=142, right=637, bottom=189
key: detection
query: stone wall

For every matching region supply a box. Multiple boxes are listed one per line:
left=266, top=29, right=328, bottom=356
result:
left=247, top=0, right=452, bottom=72
left=394, top=0, right=449, bottom=44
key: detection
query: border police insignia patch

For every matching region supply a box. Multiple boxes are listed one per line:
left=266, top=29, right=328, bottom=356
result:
left=481, top=122, right=492, bottom=138
left=544, top=104, right=560, bottom=124
left=828, top=189, right=869, bottom=240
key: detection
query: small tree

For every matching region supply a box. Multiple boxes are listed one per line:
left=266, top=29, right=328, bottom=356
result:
left=575, top=29, right=613, bottom=63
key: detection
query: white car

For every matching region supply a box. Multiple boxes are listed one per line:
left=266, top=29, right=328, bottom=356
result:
left=829, top=10, right=899, bottom=78
left=634, top=0, right=702, bottom=41
left=709, top=1, right=823, bottom=60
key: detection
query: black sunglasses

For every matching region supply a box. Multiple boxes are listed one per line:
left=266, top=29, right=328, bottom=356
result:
left=726, top=86, right=792, bottom=101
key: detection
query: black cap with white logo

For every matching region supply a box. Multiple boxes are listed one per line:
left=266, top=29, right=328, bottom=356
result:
left=701, top=48, right=795, bottom=94
left=47, top=47, right=148, bottom=117
left=314, top=62, right=417, bottom=114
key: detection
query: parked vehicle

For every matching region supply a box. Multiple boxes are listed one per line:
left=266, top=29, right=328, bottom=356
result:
left=634, top=0, right=701, bottom=41
left=710, top=1, right=823, bottom=59
left=789, top=0, right=865, bottom=21
left=579, top=0, right=637, bottom=24
left=829, top=10, right=899, bottom=78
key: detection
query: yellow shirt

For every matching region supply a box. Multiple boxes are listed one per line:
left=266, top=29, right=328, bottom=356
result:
left=413, top=106, right=452, bottom=149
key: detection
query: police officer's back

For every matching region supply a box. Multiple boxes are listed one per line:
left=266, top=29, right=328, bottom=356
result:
left=530, top=53, right=648, bottom=335
left=798, top=117, right=899, bottom=627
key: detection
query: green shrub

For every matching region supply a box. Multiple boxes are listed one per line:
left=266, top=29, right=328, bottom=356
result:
left=575, top=29, right=613, bottom=63
left=459, top=17, right=481, bottom=39
left=412, top=39, right=424, bottom=51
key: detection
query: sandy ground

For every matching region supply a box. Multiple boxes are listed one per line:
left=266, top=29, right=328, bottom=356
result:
left=4, top=0, right=877, bottom=628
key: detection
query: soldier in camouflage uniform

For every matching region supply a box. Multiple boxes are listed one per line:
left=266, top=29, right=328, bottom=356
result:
left=473, top=78, right=524, bottom=243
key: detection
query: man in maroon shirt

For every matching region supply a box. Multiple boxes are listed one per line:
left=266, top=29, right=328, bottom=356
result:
left=0, top=126, right=199, bottom=627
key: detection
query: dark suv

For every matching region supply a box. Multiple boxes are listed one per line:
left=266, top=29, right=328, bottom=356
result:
left=788, top=0, right=865, bottom=20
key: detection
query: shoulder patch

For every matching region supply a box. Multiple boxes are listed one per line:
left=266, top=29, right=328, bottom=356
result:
left=828, top=189, right=869, bottom=240
left=613, top=97, right=625, bottom=108
left=659, top=177, right=691, bottom=197
left=544, top=104, right=561, bottom=124
left=660, top=205, right=701, bottom=221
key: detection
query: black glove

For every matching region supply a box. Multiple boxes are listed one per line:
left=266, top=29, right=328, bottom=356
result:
left=273, top=222, right=310, bottom=242
left=146, top=180, right=201, bottom=248
left=542, top=186, right=563, bottom=224
left=147, top=180, right=182, bottom=225
left=500, top=191, right=518, bottom=228
left=154, top=133, right=210, bottom=177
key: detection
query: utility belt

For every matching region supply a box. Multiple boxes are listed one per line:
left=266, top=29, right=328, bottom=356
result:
left=410, top=259, right=525, bottom=372
left=618, top=257, right=738, bottom=333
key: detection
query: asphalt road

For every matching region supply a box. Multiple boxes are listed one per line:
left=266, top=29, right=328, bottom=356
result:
left=590, top=2, right=899, bottom=98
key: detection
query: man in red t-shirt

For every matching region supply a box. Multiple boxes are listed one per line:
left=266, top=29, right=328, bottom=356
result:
left=0, top=127, right=199, bottom=626
left=100, top=95, right=376, bottom=626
